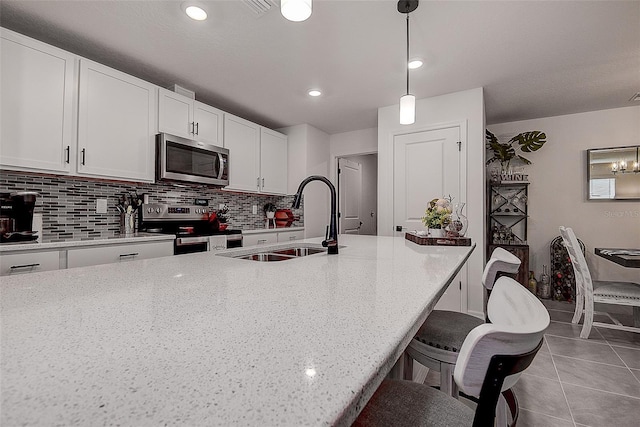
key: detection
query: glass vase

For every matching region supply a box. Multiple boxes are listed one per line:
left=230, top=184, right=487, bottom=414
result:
left=445, top=203, right=468, bottom=237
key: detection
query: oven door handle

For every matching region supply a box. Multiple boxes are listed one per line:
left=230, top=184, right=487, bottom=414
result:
left=175, top=237, right=210, bottom=246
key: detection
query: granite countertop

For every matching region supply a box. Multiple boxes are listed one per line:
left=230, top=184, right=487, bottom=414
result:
left=1, top=235, right=475, bottom=426
left=0, top=233, right=176, bottom=253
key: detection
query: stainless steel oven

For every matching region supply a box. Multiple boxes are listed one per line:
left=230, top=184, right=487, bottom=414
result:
left=156, top=133, right=229, bottom=186
left=139, top=204, right=242, bottom=255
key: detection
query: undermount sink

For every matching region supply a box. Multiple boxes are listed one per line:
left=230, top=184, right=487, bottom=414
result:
left=272, top=247, right=326, bottom=257
left=217, top=244, right=327, bottom=262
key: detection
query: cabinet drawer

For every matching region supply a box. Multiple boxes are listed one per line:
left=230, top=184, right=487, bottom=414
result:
left=67, top=241, right=173, bottom=269
left=243, top=233, right=278, bottom=247
left=1, top=251, right=61, bottom=276
left=277, top=230, right=304, bottom=242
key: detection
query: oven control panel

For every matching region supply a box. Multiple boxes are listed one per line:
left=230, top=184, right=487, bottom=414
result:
left=140, top=204, right=212, bottom=221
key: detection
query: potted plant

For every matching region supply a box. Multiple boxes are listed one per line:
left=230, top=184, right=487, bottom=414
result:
left=486, top=130, right=547, bottom=172
left=421, top=198, right=452, bottom=237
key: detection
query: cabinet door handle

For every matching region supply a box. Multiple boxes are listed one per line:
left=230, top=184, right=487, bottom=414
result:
left=195, top=122, right=199, bottom=135
left=65, top=146, right=70, bottom=164
left=257, top=177, right=260, bottom=189
left=10, top=263, right=40, bottom=270
left=289, top=236, right=296, bottom=241
left=81, top=148, right=86, bottom=165
left=257, top=239, right=267, bottom=244
left=119, top=252, right=139, bottom=258
left=262, top=178, right=265, bottom=187
left=190, top=122, right=195, bottom=134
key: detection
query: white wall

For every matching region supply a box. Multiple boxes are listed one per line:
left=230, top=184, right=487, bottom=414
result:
left=329, top=127, right=377, bottom=180
left=280, top=124, right=330, bottom=238
left=378, top=87, right=486, bottom=316
left=489, top=106, right=640, bottom=284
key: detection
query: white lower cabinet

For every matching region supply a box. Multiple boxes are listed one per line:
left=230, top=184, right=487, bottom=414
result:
left=0, top=250, right=61, bottom=276
left=67, top=241, right=173, bottom=269
left=277, top=230, right=304, bottom=242
left=243, top=233, right=278, bottom=247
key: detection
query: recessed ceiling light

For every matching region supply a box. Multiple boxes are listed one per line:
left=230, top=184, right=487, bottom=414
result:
left=408, top=59, right=423, bottom=69
left=281, top=0, right=312, bottom=22
left=184, top=4, right=207, bottom=21
left=308, top=89, right=322, bottom=97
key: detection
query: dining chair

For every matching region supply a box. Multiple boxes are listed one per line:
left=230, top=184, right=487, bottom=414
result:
left=355, top=276, right=550, bottom=427
left=403, top=247, right=521, bottom=398
left=559, top=226, right=640, bottom=338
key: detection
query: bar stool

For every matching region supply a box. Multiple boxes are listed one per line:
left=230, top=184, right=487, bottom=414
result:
left=355, top=277, right=550, bottom=427
left=404, top=247, right=521, bottom=397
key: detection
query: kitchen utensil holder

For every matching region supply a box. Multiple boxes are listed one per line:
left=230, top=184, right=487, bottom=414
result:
left=120, top=213, right=135, bottom=235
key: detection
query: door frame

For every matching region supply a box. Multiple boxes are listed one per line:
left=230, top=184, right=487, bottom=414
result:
left=335, top=151, right=378, bottom=235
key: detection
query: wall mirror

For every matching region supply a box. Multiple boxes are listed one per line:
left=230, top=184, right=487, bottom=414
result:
left=587, top=145, right=640, bottom=200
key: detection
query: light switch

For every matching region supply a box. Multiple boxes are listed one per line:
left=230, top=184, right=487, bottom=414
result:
left=96, top=199, right=107, bottom=214
left=252, top=205, right=258, bottom=214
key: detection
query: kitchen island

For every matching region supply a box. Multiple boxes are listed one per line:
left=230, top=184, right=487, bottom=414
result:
left=1, top=235, right=474, bottom=426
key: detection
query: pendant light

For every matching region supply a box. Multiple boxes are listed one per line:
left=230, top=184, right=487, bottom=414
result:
left=398, top=1, right=419, bottom=125
left=281, top=0, right=312, bottom=22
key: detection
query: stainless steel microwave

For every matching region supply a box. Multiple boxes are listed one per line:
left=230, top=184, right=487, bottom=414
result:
left=156, top=133, right=229, bottom=186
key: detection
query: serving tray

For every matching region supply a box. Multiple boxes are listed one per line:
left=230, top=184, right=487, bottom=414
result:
left=405, top=232, right=472, bottom=246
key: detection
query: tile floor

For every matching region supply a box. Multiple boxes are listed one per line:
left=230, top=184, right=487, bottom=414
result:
left=418, top=299, right=640, bottom=426
left=512, top=300, right=640, bottom=427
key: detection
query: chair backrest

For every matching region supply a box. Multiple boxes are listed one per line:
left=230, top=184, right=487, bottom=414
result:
left=454, top=276, right=550, bottom=398
left=559, top=226, right=593, bottom=296
left=482, top=247, right=522, bottom=290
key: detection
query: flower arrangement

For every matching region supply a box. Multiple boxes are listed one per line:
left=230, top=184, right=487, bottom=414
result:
left=421, top=198, right=452, bottom=229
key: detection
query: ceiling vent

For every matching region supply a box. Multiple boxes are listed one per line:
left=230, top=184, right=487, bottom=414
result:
left=242, top=0, right=274, bottom=16
left=630, top=92, right=640, bottom=102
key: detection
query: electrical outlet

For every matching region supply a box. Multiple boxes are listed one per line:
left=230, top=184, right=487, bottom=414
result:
left=96, top=199, right=107, bottom=214
left=252, top=205, right=258, bottom=214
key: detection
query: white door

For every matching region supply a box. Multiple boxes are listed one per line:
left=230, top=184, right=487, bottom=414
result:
left=338, top=158, right=363, bottom=234
left=393, top=127, right=461, bottom=231
left=393, top=126, right=463, bottom=311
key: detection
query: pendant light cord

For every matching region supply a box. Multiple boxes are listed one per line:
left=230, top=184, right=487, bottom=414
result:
left=406, top=13, right=410, bottom=94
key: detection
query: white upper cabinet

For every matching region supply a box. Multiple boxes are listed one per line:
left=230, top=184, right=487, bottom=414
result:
left=260, top=128, right=288, bottom=194
left=158, top=88, right=223, bottom=146
left=0, top=28, right=76, bottom=174
left=224, top=114, right=261, bottom=192
left=223, top=114, right=288, bottom=195
left=158, top=88, right=192, bottom=138
left=77, top=59, right=156, bottom=182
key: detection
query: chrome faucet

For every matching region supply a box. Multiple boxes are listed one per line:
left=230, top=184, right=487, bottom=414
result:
left=291, top=175, right=338, bottom=254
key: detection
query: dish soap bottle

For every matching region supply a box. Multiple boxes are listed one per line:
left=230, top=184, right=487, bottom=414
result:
left=528, top=271, right=538, bottom=295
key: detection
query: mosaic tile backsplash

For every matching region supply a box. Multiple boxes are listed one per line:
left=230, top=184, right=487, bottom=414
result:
left=0, top=171, right=303, bottom=242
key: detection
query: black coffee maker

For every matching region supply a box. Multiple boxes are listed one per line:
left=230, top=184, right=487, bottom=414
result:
left=0, top=191, right=39, bottom=243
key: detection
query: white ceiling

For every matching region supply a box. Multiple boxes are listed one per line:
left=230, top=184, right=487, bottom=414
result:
left=1, top=0, right=638, bottom=135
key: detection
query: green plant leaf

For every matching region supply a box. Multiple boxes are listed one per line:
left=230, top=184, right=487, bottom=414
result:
left=485, top=129, right=498, bottom=148
left=510, top=131, right=547, bottom=153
